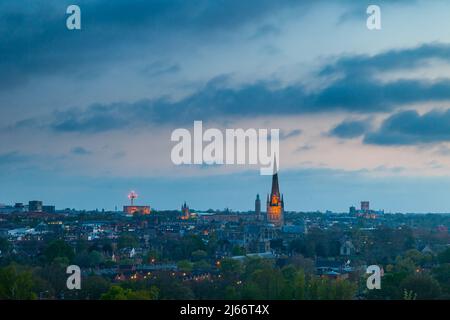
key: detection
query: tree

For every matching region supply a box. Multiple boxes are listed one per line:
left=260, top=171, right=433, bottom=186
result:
left=0, top=237, right=11, bottom=255
left=191, top=250, right=208, bottom=261
left=118, top=234, right=138, bottom=249
left=43, top=240, right=74, bottom=263
left=154, top=274, right=194, bottom=299
left=400, top=274, right=441, bottom=300
left=220, top=258, right=243, bottom=280
left=333, top=279, right=357, bottom=300
left=79, top=275, right=111, bottom=300
left=74, top=250, right=105, bottom=268
left=231, top=246, right=245, bottom=256
left=177, top=260, right=193, bottom=272
left=289, top=255, right=315, bottom=275
left=34, top=258, right=70, bottom=298
left=438, top=248, right=450, bottom=264
left=293, top=270, right=306, bottom=300
left=243, top=257, right=273, bottom=278
left=365, top=271, right=407, bottom=300
left=224, top=285, right=239, bottom=299
left=394, top=256, right=417, bottom=274
left=0, top=264, right=37, bottom=299
left=307, top=277, right=356, bottom=300
left=101, top=285, right=158, bottom=300
left=241, top=281, right=264, bottom=300
left=193, top=260, right=210, bottom=270
left=432, top=264, right=450, bottom=296
left=248, top=268, right=285, bottom=299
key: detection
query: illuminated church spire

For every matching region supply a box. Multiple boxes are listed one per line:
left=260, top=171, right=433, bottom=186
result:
left=266, top=156, right=284, bottom=227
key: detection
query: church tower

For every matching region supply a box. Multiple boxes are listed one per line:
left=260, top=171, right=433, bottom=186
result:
left=266, top=158, right=284, bottom=226
left=255, top=194, right=261, bottom=221
left=181, top=201, right=190, bottom=220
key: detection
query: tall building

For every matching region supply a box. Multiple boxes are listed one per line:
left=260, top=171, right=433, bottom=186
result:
left=28, top=200, right=43, bottom=212
left=266, top=159, right=284, bottom=227
left=255, top=194, right=261, bottom=221
left=361, top=201, right=370, bottom=212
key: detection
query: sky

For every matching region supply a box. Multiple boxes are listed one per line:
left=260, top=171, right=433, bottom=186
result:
left=3, top=0, right=450, bottom=212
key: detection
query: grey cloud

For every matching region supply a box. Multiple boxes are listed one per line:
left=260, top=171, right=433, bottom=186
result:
left=320, top=43, right=450, bottom=77
left=364, top=109, right=450, bottom=145
left=17, top=75, right=450, bottom=134
left=295, top=144, right=314, bottom=153
left=10, top=43, right=450, bottom=134
left=329, top=119, right=371, bottom=139
left=71, top=147, right=92, bottom=155
left=0, top=0, right=421, bottom=90
left=141, top=62, right=181, bottom=78
left=0, top=0, right=309, bottom=89
left=0, top=151, right=30, bottom=165
left=280, top=129, right=302, bottom=140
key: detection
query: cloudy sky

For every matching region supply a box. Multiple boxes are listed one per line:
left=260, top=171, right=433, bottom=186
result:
left=3, top=0, right=450, bottom=212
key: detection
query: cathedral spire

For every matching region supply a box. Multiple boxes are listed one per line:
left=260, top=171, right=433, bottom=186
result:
left=270, top=156, right=280, bottom=197
left=266, top=155, right=284, bottom=227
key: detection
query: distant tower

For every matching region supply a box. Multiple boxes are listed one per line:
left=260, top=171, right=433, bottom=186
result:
left=266, top=158, right=284, bottom=226
left=255, top=194, right=261, bottom=221
left=128, top=191, right=138, bottom=206
left=361, top=201, right=370, bottom=212
left=181, top=201, right=190, bottom=220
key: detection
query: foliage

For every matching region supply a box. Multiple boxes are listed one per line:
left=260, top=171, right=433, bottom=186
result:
left=0, top=264, right=37, bottom=299
left=101, top=285, right=159, bottom=300
left=43, top=240, right=75, bottom=263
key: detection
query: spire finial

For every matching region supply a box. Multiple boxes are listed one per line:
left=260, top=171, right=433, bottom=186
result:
left=273, top=155, right=278, bottom=175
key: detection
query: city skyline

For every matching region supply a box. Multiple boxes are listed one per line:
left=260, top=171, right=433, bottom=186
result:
left=3, top=168, right=450, bottom=214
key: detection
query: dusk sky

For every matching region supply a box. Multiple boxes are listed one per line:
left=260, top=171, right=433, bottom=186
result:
left=3, top=0, right=450, bottom=212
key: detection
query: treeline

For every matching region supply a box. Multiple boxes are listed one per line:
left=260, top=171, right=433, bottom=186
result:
left=0, top=257, right=356, bottom=300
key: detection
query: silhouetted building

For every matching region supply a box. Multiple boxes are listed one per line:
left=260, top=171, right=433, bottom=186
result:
left=361, top=201, right=370, bottom=212
left=28, top=200, right=43, bottom=212
left=14, top=203, right=25, bottom=212
left=255, top=194, right=261, bottom=221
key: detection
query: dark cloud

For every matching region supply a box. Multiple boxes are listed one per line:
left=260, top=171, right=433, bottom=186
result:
left=280, top=129, right=302, bottom=140
left=329, top=119, right=371, bottom=139
left=0, top=0, right=307, bottom=89
left=50, top=103, right=132, bottom=133
left=71, top=147, right=92, bottom=155
left=0, top=151, right=29, bottom=165
left=140, top=61, right=181, bottom=78
left=43, top=76, right=450, bottom=133
left=364, top=109, right=450, bottom=145
left=0, top=0, right=421, bottom=90
left=310, top=77, right=450, bottom=112
left=295, top=144, right=314, bottom=153
left=319, top=43, right=450, bottom=77
left=9, top=42, right=450, bottom=134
